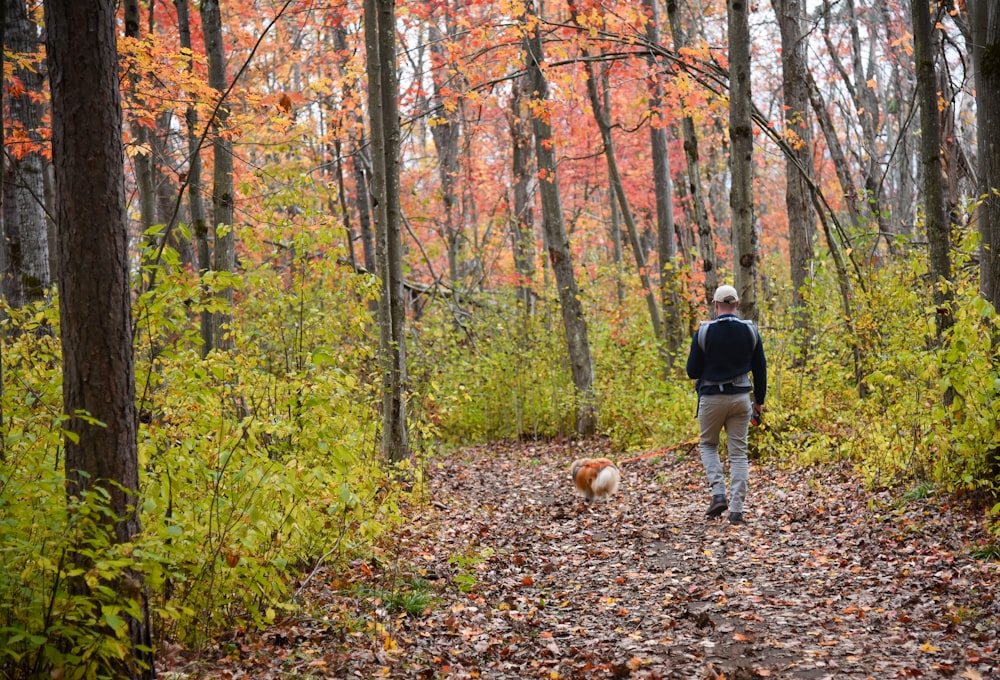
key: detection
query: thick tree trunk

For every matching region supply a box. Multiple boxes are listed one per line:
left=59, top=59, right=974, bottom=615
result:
left=2, top=0, right=51, bottom=307
left=524, top=0, right=596, bottom=435
left=45, top=0, right=152, bottom=675
left=666, top=0, right=718, bottom=305
left=365, top=0, right=409, bottom=462
left=201, top=0, right=235, bottom=352
left=728, top=0, right=758, bottom=319
left=912, top=0, right=953, bottom=338
left=772, top=0, right=814, bottom=340
left=510, top=74, right=536, bottom=310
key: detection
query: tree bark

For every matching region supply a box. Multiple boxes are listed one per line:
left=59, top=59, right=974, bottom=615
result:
left=510, top=73, right=537, bottom=310
left=570, top=0, right=662, bottom=344
left=912, top=0, right=953, bottom=338
left=175, top=0, right=213, bottom=354
left=971, top=1, right=1000, bottom=310
left=45, top=0, right=152, bottom=675
left=643, top=0, right=684, bottom=357
left=365, top=0, right=410, bottom=462
left=2, top=0, right=51, bottom=307
left=524, top=0, right=596, bottom=435
left=332, top=22, right=377, bottom=274
left=666, top=0, right=718, bottom=305
left=427, top=9, right=464, bottom=288
left=201, top=0, right=235, bottom=352
left=728, top=0, right=758, bottom=319
left=772, top=0, right=815, bottom=340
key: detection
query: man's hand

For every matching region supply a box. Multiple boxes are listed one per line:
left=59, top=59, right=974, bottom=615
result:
left=751, top=402, right=764, bottom=426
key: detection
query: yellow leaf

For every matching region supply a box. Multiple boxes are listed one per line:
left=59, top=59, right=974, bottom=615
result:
left=919, top=641, right=941, bottom=653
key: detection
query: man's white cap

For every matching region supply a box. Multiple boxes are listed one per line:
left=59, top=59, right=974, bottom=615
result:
left=712, top=285, right=739, bottom=303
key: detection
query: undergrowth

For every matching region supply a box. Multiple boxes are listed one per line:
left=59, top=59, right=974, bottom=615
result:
left=2, top=224, right=998, bottom=677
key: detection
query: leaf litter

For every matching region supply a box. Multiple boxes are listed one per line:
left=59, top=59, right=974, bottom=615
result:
left=165, top=438, right=999, bottom=678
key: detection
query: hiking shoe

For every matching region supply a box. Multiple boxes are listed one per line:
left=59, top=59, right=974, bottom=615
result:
left=706, top=495, right=728, bottom=518
left=728, top=512, right=747, bottom=525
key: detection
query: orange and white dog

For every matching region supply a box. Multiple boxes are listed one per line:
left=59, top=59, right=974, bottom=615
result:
left=570, top=457, right=621, bottom=501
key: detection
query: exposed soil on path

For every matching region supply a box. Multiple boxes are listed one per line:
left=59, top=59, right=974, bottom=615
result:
left=174, top=439, right=999, bottom=679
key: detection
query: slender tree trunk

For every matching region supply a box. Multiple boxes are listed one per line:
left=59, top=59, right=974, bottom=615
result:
left=123, top=0, right=156, bottom=249
left=45, top=0, right=152, bottom=675
left=806, top=69, right=864, bottom=234
left=175, top=0, right=213, bottom=354
left=427, top=9, right=463, bottom=288
left=666, top=0, right=718, bottom=304
left=569, top=0, right=661, bottom=343
left=365, top=0, right=409, bottom=462
left=510, top=73, right=536, bottom=310
left=912, top=0, right=953, bottom=339
left=972, top=1, right=1000, bottom=309
left=333, top=22, right=376, bottom=274
left=524, top=0, right=596, bottom=435
left=2, top=0, right=50, bottom=307
left=643, top=0, right=684, bottom=357
left=772, top=0, right=814, bottom=341
left=728, top=0, right=758, bottom=319
left=821, top=0, right=890, bottom=249
left=201, top=0, right=235, bottom=351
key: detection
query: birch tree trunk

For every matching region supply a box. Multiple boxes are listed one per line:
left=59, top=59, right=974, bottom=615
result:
left=45, top=0, right=152, bottom=674
left=524, top=0, right=596, bottom=435
left=728, top=0, right=758, bottom=319
left=365, top=0, right=410, bottom=462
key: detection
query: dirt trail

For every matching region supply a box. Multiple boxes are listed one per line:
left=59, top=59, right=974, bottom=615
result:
left=178, top=438, right=1000, bottom=679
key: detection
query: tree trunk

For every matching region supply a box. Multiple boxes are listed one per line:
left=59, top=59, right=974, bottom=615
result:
left=821, top=0, right=891, bottom=249
left=428, top=11, right=464, bottom=288
left=2, top=0, right=51, bottom=307
left=972, top=1, right=1000, bottom=310
left=772, top=0, right=814, bottom=341
left=510, top=73, right=536, bottom=310
left=365, top=0, right=410, bottom=462
left=570, top=0, right=661, bottom=344
left=666, top=0, right=718, bottom=305
left=643, top=0, right=684, bottom=357
left=333, top=22, right=377, bottom=274
left=912, top=0, right=953, bottom=338
left=175, top=0, right=213, bottom=354
left=524, top=0, right=596, bottom=435
left=123, top=0, right=156, bottom=252
left=45, top=0, right=152, bottom=675
left=201, top=0, right=235, bottom=352
left=728, top=0, right=758, bottom=319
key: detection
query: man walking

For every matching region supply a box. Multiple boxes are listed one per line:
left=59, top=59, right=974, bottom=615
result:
left=686, top=285, right=767, bottom=525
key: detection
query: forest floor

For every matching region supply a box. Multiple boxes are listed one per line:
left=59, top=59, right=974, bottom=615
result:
left=168, top=438, right=1000, bottom=679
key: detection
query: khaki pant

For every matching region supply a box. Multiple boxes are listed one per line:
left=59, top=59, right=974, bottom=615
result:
left=698, top=392, right=752, bottom=513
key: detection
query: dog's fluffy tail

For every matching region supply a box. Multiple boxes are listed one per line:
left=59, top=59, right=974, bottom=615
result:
left=590, top=464, right=621, bottom=498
